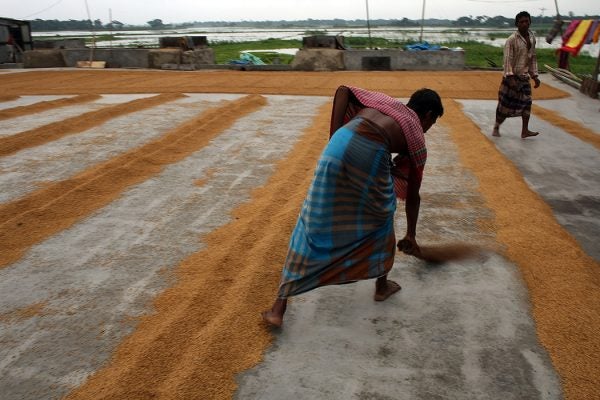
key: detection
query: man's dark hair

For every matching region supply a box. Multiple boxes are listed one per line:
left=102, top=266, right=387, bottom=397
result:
left=515, top=11, right=531, bottom=26
left=407, top=88, right=444, bottom=119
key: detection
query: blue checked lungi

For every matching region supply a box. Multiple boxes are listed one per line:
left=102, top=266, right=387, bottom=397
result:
left=277, top=118, right=397, bottom=298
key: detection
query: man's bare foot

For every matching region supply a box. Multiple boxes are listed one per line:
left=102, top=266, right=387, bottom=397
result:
left=521, top=130, right=540, bottom=138
left=261, top=298, right=287, bottom=328
left=492, top=128, right=501, bottom=137
left=374, top=280, right=401, bottom=302
left=261, top=310, right=283, bottom=328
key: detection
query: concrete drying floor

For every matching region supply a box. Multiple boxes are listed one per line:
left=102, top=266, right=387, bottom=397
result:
left=0, top=69, right=598, bottom=400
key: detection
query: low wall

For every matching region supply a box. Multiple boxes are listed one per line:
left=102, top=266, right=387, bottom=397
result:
left=24, top=48, right=215, bottom=69
left=22, top=48, right=464, bottom=71
left=343, top=49, right=465, bottom=71
left=61, top=48, right=151, bottom=68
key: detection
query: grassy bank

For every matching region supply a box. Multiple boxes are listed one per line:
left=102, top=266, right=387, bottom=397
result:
left=211, top=38, right=301, bottom=65
left=211, top=38, right=597, bottom=76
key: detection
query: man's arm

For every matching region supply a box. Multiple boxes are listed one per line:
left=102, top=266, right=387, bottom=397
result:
left=529, top=32, right=541, bottom=88
left=503, top=36, right=515, bottom=76
left=401, top=168, right=422, bottom=255
left=404, top=180, right=420, bottom=238
left=330, top=86, right=350, bottom=137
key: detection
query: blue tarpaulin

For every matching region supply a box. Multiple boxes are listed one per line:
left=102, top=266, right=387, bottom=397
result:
left=405, top=42, right=441, bottom=51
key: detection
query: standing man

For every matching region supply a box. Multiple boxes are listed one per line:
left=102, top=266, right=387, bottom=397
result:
left=261, top=86, right=443, bottom=329
left=493, top=11, right=541, bottom=138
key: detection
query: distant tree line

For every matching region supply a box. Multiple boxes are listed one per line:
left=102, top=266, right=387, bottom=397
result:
left=28, top=13, right=598, bottom=32
left=30, top=18, right=125, bottom=31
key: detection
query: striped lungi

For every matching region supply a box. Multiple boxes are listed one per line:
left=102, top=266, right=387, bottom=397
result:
left=496, top=75, right=532, bottom=119
left=277, top=118, right=397, bottom=298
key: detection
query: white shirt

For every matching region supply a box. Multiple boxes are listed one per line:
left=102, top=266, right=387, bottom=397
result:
left=503, top=29, right=539, bottom=78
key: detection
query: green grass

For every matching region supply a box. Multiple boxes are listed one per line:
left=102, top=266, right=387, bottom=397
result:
left=210, top=38, right=301, bottom=64
left=210, top=37, right=597, bottom=76
left=343, top=36, right=405, bottom=49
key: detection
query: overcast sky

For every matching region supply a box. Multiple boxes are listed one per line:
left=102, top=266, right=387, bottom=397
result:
left=5, top=0, right=600, bottom=25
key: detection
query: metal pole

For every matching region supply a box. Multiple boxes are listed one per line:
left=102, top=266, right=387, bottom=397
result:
left=109, top=8, right=112, bottom=49
left=419, top=0, right=426, bottom=43
left=365, top=0, right=372, bottom=49
left=84, top=0, right=96, bottom=63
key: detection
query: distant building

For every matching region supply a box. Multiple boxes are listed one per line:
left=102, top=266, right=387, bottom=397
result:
left=0, top=17, right=33, bottom=64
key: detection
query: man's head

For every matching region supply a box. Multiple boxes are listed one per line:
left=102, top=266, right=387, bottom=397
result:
left=407, top=88, right=443, bottom=133
left=515, top=11, right=532, bottom=34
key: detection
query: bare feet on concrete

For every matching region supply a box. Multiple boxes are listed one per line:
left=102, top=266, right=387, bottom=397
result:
left=374, top=278, right=401, bottom=302
left=521, top=130, right=540, bottom=138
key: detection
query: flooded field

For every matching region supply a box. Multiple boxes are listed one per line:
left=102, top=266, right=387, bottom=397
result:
left=33, top=26, right=600, bottom=57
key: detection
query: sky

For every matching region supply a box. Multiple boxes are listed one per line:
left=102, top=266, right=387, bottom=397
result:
left=4, top=0, right=599, bottom=26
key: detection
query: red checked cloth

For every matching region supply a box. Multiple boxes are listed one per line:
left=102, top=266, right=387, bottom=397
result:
left=346, top=86, right=427, bottom=199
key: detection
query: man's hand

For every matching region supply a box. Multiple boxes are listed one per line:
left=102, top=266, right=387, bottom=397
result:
left=533, top=76, right=541, bottom=88
left=397, top=236, right=422, bottom=258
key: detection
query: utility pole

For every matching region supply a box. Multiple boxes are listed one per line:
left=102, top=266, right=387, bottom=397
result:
left=109, top=8, right=112, bottom=49
left=419, top=0, right=426, bottom=43
left=365, top=0, right=372, bottom=49
left=84, top=0, right=96, bottom=64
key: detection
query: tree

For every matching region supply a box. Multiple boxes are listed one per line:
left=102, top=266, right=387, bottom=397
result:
left=475, top=15, right=488, bottom=24
left=455, top=16, right=475, bottom=26
left=147, top=19, right=164, bottom=29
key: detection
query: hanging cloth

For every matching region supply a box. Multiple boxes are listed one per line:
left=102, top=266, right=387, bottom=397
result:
left=561, top=20, right=593, bottom=56
left=593, top=21, right=600, bottom=44
left=562, top=20, right=581, bottom=43
left=585, top=20, right=599, bottom=44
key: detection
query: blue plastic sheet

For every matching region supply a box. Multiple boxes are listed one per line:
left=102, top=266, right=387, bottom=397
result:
left=405, top=42, right=441, bottom=51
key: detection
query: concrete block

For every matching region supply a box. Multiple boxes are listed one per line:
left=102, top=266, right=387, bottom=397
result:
left=23, top=49, right=66, bottom=68
left=148, top=49, right=181, bottom=69
left=181, top=48, right=215, bottom=65
left=160, top=36, right=208, bottom=50
left=302, top=35, right=345, bottom=49
left=291, top=49, right=345, bottom=71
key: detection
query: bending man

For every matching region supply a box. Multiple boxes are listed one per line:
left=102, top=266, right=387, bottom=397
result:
left=262, top=85, right=443, bottom=328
